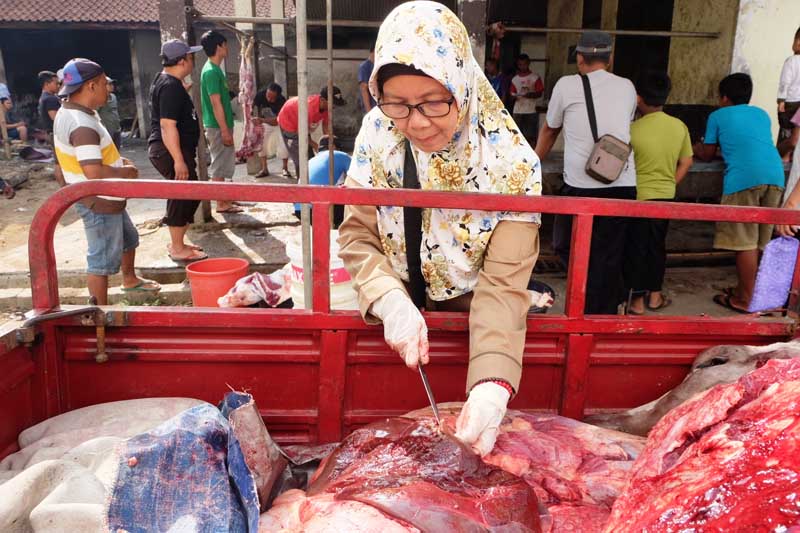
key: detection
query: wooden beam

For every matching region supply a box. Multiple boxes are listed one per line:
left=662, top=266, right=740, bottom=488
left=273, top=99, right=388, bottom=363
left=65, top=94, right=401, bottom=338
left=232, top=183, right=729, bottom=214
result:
left=128, top=31, right=148, bottom=140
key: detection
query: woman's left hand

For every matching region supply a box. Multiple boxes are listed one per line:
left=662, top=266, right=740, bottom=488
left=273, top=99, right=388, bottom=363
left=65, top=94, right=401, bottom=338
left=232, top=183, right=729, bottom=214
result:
left=454, top=382, right=511, bottom=456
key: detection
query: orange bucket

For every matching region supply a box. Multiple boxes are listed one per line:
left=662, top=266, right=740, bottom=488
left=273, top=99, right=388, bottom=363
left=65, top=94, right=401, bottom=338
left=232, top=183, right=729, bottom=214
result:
left=185, top=257, right=250, bottom=307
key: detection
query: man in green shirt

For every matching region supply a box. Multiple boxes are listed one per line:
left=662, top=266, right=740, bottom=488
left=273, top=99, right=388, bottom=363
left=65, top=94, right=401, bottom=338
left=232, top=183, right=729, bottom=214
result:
left=626, top=72, right=693, bottom=315
left=200, top=30, right=240, bottom=214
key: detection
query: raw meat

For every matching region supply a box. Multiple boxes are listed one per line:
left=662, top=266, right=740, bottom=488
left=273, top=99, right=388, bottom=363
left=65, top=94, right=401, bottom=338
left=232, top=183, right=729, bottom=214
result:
left=218, top=266, right=292, bottom=308
left=263, top=405, right=646, bottom=532
left=265, top=416, right=541, bottom=532
left=605, top=358, right=800, bottom=532
left=236, top=37, right=264, bottom=161
left=484, top=411, right=644, bottom=532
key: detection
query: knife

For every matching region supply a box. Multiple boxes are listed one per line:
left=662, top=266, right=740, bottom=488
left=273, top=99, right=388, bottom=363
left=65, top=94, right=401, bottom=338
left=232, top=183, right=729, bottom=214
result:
left=418, top=365, right=441, bottom=425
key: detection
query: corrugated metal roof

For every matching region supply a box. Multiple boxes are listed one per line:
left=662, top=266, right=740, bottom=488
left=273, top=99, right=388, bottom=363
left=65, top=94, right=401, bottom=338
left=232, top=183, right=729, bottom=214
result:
left=0, top=0, right=276, bottom=24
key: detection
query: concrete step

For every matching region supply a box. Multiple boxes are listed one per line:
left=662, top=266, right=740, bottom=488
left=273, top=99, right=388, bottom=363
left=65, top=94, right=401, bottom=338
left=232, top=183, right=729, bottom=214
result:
left=0, top=283, right=193, bottom=309
left=0, top=262, right=287, bottom=290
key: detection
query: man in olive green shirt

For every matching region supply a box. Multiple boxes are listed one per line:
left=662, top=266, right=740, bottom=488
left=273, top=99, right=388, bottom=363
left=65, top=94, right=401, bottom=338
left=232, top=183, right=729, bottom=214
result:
left=200, top=30, right=240, bottom=214
left=626, top=72, right=693, bottom=314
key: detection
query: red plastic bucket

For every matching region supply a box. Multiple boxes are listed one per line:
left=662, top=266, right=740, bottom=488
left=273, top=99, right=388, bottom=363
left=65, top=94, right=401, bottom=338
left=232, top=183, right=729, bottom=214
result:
left=185, top=257, right=250, bottom=307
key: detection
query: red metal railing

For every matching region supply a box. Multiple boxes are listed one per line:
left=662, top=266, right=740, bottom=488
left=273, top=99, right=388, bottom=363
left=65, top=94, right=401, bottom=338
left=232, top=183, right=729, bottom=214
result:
left=17, top=179, right=800, bottom=433
left=28, top=179, right=800, bottom=315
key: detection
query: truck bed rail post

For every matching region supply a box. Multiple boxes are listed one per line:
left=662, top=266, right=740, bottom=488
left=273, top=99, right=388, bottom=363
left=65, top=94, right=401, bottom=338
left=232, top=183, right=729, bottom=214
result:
left=564, top=214, right=593, bottom=317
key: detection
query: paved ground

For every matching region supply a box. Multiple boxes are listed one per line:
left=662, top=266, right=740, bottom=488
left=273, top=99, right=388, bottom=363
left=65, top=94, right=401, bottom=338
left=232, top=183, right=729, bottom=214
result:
left=0, top=140, right=750, bottom=322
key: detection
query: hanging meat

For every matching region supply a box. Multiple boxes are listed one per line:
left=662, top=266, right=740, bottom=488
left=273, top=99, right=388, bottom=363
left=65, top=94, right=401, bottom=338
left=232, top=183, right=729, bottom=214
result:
left=236, top=36, right=264, bottom=161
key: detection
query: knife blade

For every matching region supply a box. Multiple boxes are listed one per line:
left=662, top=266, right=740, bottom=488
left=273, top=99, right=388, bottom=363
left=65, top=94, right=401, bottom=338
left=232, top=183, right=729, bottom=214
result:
left=418, top=365, right=441, bottom=425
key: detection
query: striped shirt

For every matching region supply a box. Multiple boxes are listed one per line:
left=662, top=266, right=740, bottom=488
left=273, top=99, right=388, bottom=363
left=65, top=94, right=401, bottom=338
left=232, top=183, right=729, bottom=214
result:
left=53, top=102, right=123, bottom=200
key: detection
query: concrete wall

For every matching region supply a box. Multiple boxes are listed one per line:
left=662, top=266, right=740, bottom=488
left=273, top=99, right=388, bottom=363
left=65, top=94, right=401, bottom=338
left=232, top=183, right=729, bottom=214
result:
left=545, top=0, right=583, bottom=93
left=130, top=30, right=162, bottom=138
left=732, top=0, right=800, bottom=139
left=668, top=0, right=739, bottom=105
left=305, top=49, right=369, bottom=137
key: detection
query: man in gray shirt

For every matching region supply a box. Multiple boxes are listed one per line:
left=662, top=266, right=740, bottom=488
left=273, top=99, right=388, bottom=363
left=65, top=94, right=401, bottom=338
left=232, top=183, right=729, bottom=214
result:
left=536, top=31, right=637, bottom=315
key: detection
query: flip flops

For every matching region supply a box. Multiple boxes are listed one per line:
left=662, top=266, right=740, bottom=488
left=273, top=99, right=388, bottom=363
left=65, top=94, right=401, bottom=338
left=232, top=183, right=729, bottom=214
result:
left=168, top=248, right=208, bottom=263
left=646, top=296, right=672, bottom=311
left=713, top=293, right=749, bottom=314
left=121, top=279, right=161, bottom=293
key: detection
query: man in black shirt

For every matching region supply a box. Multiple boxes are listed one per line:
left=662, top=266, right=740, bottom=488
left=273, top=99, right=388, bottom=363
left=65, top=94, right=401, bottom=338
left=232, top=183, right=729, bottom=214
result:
left=38, top=70, right=64, bottom=185
left=148, top=39, right=207, bottom=263
left=38, top=70, right=61, bottom=133
left=254, top=82, right=290, bottom=178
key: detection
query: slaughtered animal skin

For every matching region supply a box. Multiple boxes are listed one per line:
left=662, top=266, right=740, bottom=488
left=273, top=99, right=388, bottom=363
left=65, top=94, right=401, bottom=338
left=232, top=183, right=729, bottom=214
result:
left=585, top=340, right=800, bottom=436
left=605, top=358, right=800, bottom=532
left=262, top=406, right=645, bottom=532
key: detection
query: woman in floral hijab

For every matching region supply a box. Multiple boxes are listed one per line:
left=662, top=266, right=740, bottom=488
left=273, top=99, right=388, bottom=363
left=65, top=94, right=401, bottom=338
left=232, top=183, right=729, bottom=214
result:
left=338, top=1, right=542, bottom=456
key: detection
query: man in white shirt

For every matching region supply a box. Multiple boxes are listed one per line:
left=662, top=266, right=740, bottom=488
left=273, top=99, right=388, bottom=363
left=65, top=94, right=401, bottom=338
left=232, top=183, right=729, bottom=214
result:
left=535, top=30, right=637, bottom=315
left=777, top=27, right=800, bottom=145
left=510, top=53, right=544, bottom=144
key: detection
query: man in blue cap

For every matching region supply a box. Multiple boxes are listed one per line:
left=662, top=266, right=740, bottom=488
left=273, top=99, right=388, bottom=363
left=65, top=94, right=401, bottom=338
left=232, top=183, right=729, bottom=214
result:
left=53, top=58, right=160, bottom=305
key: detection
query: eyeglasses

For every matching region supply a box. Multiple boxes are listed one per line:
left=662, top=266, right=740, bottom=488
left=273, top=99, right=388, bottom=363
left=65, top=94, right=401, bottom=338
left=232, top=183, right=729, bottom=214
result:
left=377, top=98, right=455, bottom=119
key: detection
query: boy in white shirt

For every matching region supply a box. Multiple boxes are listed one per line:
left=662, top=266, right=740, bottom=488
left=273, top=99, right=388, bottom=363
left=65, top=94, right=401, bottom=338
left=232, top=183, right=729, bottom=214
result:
left=777, top=27, right=800, bottom=146
left=510, top=53, right=543, bottom=144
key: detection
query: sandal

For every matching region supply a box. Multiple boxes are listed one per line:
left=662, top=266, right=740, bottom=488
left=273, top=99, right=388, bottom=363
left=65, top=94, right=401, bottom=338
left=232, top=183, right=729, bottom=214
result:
left=712, top=293, right=749, bottom=314
left=168, top=248, right=208, bottom=263
left=255, top=169, right=270, bottom=178
left=646, top=295, right=672, bottom=311
left=281, top=169, right=293, bottom=179
left=121, top=279, right=161, bottom=293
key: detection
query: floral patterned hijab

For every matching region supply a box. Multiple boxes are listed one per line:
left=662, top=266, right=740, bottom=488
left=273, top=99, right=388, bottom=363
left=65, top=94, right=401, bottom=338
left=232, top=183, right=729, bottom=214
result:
left=347, top=0, right=542, bottom=301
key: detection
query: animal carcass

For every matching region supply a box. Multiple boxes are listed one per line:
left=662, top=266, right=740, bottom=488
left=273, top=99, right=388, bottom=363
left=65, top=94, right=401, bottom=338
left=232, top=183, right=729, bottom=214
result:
left=585, top=340, right=800, bottom=435
left=261, top=405, right=645, bottom=532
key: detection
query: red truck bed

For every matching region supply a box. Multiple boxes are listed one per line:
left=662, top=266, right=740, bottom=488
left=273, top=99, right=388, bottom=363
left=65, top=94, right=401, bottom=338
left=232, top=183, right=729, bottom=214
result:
left=1, top=180, right=797, bottom=459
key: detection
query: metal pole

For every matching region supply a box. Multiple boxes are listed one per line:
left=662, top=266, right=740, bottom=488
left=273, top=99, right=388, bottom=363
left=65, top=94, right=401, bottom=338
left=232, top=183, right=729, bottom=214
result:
left=297, top=0, right=313, bottom=309
left=326, top=0, right=334, bottom=228
left=504, top=26, right=719, bottom=38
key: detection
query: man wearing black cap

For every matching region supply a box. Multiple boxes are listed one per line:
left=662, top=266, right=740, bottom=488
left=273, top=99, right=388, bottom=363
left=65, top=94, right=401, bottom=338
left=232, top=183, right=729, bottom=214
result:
left=148, top=39, right=208, bottom=263
left=53, top=58, right=159, bottom=305
left=277, top=85, right=345, bottom=180
left=535, top=30, right=637, bottom=315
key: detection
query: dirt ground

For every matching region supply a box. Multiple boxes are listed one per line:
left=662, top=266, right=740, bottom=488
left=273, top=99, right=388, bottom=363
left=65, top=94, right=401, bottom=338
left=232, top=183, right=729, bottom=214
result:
left=0, top=139, right=753, bottom=321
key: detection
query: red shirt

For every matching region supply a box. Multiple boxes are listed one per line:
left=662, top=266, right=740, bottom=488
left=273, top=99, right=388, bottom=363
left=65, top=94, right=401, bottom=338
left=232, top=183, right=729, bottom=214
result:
left=277, top=94, right=329, bottom=133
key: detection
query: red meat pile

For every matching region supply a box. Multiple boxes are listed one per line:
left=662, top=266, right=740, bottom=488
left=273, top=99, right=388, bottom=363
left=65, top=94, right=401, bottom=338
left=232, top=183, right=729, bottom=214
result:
left=606, top=358, right=800, bottom=532
left=261, top=407, right=645, bottom=532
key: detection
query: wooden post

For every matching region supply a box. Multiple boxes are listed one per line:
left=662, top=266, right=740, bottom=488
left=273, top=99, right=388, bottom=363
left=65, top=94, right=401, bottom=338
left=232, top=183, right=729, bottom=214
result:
left=158, top=0, right=212, bottom=223
left=0, top=105, right=10, bottom=160
left=129, top=31, right=148, bottom=140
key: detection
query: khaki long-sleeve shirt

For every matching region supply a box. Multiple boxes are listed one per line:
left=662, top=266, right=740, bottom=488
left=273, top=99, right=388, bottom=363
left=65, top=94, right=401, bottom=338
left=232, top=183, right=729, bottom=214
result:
left=337, top=176, right=540, bottom=393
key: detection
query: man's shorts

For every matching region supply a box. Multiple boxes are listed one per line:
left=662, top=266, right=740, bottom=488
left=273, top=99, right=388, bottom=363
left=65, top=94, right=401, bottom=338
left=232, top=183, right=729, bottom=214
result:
left=260, top=123, right=289, bottom=159
left=714, top=184, right=784, bottom=251
left=75, top=203, right=140, bottom=275
left=205, top=127, right=235, bottom=181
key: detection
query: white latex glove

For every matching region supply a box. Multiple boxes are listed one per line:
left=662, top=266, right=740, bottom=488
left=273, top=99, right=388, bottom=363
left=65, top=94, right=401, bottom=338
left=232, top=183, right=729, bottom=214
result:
left=370, top=289, right=429, bottom=369
left=454, top=382, right=511, bottom=456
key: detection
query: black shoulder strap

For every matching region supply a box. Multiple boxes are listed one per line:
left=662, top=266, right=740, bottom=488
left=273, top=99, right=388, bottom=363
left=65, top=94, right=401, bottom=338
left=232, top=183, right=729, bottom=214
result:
left=581, top=74, right=599, bottom=143
left=402, top=140, right=427, bottom=308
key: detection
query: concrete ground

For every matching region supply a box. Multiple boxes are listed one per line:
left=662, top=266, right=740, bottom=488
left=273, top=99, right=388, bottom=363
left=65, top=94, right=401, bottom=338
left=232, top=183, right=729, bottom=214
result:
left=0, top=140, right=751, bottom=321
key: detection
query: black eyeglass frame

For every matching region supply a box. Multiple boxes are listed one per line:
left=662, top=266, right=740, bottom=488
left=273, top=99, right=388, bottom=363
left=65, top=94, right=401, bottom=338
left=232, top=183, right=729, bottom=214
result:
left=377, top=97, right=456, bottom=119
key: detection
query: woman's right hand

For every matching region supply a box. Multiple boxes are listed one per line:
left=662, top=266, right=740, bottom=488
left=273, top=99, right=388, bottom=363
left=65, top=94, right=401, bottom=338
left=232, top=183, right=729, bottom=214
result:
left=370, top=289, right=429, bottom=369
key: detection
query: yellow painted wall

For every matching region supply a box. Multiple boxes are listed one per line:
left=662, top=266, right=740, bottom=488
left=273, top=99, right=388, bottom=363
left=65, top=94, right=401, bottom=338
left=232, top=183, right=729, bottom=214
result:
left=732, top=0, right=800, bottom=138
left=668, top=0, right=739, bottom=105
